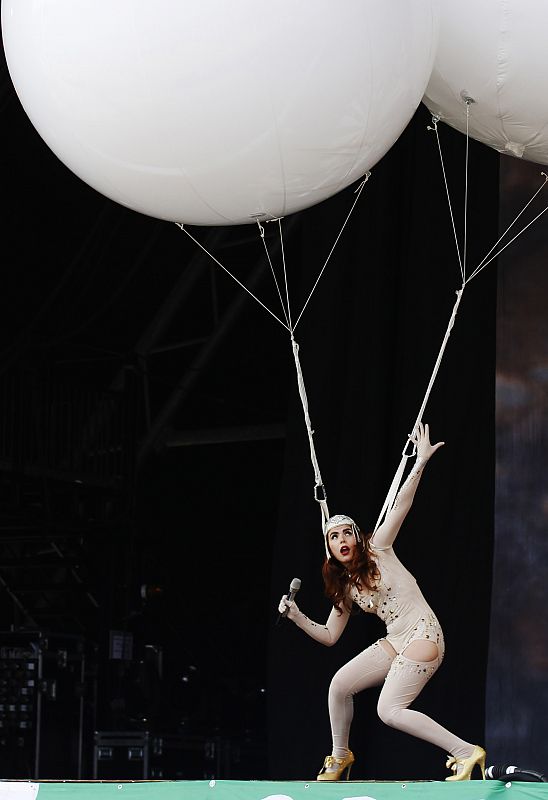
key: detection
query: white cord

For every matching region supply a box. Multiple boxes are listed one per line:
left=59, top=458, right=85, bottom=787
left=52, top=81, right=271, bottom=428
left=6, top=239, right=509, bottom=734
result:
left=373, top=287, right=464, bottom=531
left=176, top=174, right=370, bottom=532
left=428, top=117, right=464, bottom=282
left=463, top=102, right=471, bottom=280
left=376, top=114, right=548, bottom=532
left=177, top=224, right=290, bottom=331
left=466, top=173, right=548, bottom=284
left=279, top=219, right=293, bottom=332
left=257, top=220, right=291, bottom=328
left=294, top=174, right=370, bottom=331
left=291, top=337, right=329, bottom=520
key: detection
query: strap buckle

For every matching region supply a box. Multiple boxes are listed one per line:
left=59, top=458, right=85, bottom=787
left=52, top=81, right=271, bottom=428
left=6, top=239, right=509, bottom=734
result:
left=314, top=484, right=326, bottom=503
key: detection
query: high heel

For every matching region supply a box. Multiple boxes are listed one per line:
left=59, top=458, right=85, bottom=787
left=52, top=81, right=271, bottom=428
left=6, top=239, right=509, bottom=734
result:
left=317, top=750, right=355, bottom=781
left=445, top=745, right=486, bottom=781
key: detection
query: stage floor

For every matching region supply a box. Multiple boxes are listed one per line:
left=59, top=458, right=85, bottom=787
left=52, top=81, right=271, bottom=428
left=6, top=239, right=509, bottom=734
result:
left=1, top=780, right=548, bottom=800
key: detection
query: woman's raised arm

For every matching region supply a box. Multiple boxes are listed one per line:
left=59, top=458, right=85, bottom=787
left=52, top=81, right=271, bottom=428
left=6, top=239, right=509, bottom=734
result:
left=370, top=422, right=444, bottom=551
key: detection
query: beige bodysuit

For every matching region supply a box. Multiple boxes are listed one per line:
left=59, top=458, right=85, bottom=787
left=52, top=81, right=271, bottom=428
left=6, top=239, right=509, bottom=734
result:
left=351, top=544, right=445, bottom=659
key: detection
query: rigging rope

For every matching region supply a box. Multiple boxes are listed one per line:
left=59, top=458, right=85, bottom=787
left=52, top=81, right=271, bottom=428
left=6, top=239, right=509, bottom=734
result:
left=176, top=117, right=548, bottom=543
left=374, top=112, right=548, bottom=532
left=257, top=220, right=291, bottom=329
left=279, top=219, right=293, bottom=332
left=176, top=176, right=370, bottom=523
left=294, top=174, right=370, bottom=331
left=177, top=223, right=290, bottom=332
left=374, top=287, right=464, bottom=531
left=466, top=176, right=548, bottom=283
left=291, top=337, right=330, bottom=523
left=428, top=116, right=464, bottom=280
left=463, top=100, right=472, bottom=279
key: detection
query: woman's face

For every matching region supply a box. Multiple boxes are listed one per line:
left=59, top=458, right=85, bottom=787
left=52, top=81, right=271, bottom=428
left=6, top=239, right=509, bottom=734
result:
left=327, top=524, right=357, bottom=563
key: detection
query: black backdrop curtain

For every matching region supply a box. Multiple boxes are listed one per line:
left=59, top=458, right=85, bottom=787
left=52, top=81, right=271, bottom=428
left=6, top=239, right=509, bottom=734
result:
left=267, top=104, right=499, bottom=781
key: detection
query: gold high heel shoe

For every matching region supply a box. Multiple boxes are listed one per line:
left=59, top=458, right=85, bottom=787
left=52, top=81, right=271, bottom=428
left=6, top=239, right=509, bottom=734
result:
left=445, top=745, right=486, bottom=781
left=317, top=750, right=354, bottom=781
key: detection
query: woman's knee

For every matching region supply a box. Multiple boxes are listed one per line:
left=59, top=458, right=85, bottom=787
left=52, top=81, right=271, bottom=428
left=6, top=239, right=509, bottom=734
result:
left=377, top=697, right=401, bottom=728
left=329, top=670, right=354, bottom=701
left=328, top=677, right=349, bottom=702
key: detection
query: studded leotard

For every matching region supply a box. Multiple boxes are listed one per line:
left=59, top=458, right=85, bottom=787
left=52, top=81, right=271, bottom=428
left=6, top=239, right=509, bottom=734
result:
left=349, top=544, right=445, bottom=658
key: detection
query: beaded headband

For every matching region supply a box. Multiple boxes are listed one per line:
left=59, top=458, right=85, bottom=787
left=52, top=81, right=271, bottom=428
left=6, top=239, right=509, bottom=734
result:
left=324, top=514, right=356, bottom=534
left=323, top=514, right=361, bottom=558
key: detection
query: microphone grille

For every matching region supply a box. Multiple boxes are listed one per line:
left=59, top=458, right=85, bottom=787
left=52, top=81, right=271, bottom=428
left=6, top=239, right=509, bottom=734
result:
left=290, top=578, right=301, bottom=592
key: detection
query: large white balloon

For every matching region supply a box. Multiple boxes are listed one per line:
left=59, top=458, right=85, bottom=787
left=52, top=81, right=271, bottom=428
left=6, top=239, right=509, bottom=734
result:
left=2, top=1, right=438, bottom=225
left=424, top=0, right=548, bottom=165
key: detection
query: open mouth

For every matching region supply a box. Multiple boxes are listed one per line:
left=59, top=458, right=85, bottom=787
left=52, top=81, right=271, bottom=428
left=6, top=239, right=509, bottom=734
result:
left=340, top=546, right=350, bottom=556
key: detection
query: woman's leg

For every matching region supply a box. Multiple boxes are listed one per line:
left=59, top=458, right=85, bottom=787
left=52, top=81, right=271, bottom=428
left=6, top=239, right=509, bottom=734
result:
left=377, top=639, right=474, bottom=760
left=328, top=640, right=393, bottom=758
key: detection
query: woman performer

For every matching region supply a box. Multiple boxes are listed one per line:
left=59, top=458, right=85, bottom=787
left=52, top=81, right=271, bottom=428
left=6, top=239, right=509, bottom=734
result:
left=278, top=422, right=485, bottom=782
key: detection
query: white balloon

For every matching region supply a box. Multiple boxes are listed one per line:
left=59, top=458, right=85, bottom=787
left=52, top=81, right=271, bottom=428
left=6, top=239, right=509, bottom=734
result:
left=2, top=1, right=438, bottom=225
left=424, top=0, right=548, bottom=165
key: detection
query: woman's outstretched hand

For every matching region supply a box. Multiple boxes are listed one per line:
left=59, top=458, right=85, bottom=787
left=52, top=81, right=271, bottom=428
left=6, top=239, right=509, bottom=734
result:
left=411, top=421, right=444, bottom=461
left=278, top=595, right=300, bottom=621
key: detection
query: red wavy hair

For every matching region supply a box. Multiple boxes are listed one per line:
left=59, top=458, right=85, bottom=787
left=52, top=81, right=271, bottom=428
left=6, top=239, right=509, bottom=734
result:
left=322, top=529, right=380, bottom=614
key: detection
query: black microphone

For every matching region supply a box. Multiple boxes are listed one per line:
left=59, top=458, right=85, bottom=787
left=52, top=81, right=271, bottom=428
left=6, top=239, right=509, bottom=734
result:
left=486, top=764, right=547, bottom=782
left=276, top=577, right=301, bottom=625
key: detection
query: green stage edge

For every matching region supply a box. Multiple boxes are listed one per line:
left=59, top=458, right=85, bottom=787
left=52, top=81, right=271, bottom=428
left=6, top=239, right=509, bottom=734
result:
left=2, top=781, right=548, bottom=800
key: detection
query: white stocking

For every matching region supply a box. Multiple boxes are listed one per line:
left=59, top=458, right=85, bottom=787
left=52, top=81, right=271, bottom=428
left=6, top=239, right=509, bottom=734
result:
left=377, top=645, right=473, bottom=760
left=328, top=641, right=393, bottom=758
